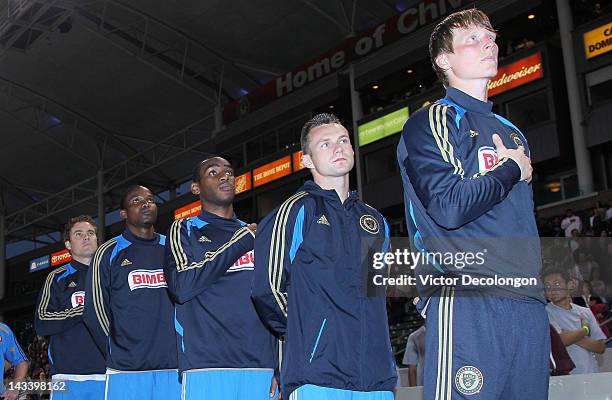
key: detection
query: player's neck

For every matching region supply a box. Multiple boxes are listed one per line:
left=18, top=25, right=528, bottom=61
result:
left=201, top=201, right=234, bottom=219
left=313, top=174, right=350, bottom=203
left=126, top=224, right=156, bottom=240
left=71, top=254, right=92, bottom=266
left=448, top=78, right=489, bottom=102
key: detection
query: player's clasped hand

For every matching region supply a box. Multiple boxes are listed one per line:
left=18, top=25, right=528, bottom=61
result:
left=492, top=134, right=533, bottom=183
left=247, top=223, right=257, bottom=234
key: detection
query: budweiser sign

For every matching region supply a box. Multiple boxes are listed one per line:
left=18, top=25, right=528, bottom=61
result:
left=488, top=52, right=543, bottom=97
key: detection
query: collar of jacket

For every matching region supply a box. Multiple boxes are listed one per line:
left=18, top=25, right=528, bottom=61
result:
left=196, top=208, right=244, bottom=229
left=302, top=180, right=360, bottom=210
left=68, top=259, right=90, bottom=270
left=445, top=86, right=493, bottom=115
left=121, top=227, right=161, bottom=246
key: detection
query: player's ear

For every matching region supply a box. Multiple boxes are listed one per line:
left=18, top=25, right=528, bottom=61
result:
left=65, top=241, right=72, bottom=251
left=191, top=182, right=200, bottom=195
left=301, top=153, right=314, bottom=170
left=119, top=209, right=127, bottom=220
left=435, top=53, right=450, bottom=72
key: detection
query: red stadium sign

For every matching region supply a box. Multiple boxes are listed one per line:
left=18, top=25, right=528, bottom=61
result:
left=50, top=249, right=72, bottom=267
left=292, top=151, right=306, bottom=172
left=235, top=172, right=252, bottom=194
left=253, top=156, right=292, bottom=187
left=487, top=52, right=543, bottom=97
left=174, top=201, right=202, bottom=221
left=223, top=0, right=470, bottom=123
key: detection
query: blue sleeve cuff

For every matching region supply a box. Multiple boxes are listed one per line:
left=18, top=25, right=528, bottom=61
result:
left=486, top=157, right=521, bottom=196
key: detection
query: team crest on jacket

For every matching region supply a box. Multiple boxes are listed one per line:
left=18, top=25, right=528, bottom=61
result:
left=509, top=132, right=523, bottom=147
left=128, top=269, right=167, bottom=291
left=71, top=291, right=85, bottom=308
left=228, top=250, right=254, bottom=272
left=455, top=366, right=483, bottom=395
left=359, top=215, right=379, bottom=234
left=478, top=146, right=498, bottom=173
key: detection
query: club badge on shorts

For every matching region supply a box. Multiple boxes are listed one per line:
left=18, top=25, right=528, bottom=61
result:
left=455, top=365, right=483, bottom=395
left=359, top=215, right=379, bottom=234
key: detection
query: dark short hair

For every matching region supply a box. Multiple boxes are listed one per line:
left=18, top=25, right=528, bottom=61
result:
left=542, top=267, right=571, bottom=284
left=192, top=155, right=224, bottom=182
left=300, top=113, right=342, bottom=154
left=63, top=215, right=97, bottom=243
left=119, top=185, right=151, bottom=210
left=429, top=9, right=495, bottom=87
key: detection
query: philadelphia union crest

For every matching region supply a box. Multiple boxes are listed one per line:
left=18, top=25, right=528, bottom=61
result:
left=359, top=215, right=379, bottom=234
left=455, top=366, right=483, bottom=395
left=509, top=132, right=523, bottom=147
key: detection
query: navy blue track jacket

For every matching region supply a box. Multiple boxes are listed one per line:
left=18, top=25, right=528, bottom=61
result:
left=397, top=87, right=545, bottom=313
left=164, top=210, right=276, bottom=373
left=252, top=181, right=397, bottom=397
left=83, top=229, right=178, bottom=371
left=35, top=260, right=106, bottom=375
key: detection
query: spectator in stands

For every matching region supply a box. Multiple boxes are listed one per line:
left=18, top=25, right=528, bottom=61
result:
left=544, top=268, right=606, bottom=374
left=589, top=207, right=607, bottom=236
left=551, top=217, right=564, bottom=237
left=590, top=269, right=608, bottom=303
left=568, top=229, right=582, bottom=255
left=561, top=209, right=582, bottom=237
left=605, top=202, right=612, bottom=221
left=402, top=325, right=426, bottom=387
left=571, top=250, right=590, bottom=283
left=573, top=281, right=595, bottom=307
left=601, top=242, right=612, bottom=284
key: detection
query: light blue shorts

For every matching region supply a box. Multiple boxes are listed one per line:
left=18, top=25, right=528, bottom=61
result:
left=105, top=369, right=181, bottom=400
left=181, top=368, right=275, bottom=400
left=50, top=374, right=106, bottom=400
left=289, top=385, right=394, bottom=400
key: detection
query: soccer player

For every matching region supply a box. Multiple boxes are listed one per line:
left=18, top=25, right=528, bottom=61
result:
left=252, top=113, right=397, bottom=399
left=83, top=185, right=180, bottom=400
left=0, top=323, right=28, bottom=400
left=164, top=157, right=277, bottom=400
left=397, top=9, right=549, bottom=400
left=35, top=215, right=106, bottom=399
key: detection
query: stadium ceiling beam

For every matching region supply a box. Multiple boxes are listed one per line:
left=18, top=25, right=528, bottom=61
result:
left=228, top=59, right=283, bottom=77
left=0, top=1, right=60, bottom=57
left=0, top=5, right=73, bottom=58
left=300, top=0, right=349, bottom=34
left=112, top=133, right=211, bottom=156
left=0, top=177, right=66, bottom=227
left=0, top=77, right=175, bottom=186
left=6, top=233, right=58, bottom=245
left=5, top=113, right=215, bottom=235
left=12, top=183, right=99, bottom=209
left=337, top=0, right=353, bottom=35
left=107, top=0, right=265, bottom=90
left=71, top=0, right=264, bottom=104
left=0, top=108, right=98, bottom=168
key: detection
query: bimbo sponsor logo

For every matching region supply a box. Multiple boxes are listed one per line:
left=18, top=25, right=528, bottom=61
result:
left=229, top=251, right=254, bottom=272
left=478, top=147, right=498, bottom=173
left=71, top=291, right=85, bottom=308
left=128, top=269, right=167, bottom=291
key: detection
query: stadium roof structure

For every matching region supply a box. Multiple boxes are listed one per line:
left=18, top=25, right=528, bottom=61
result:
left=0, top=0, right=404, bottom=245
